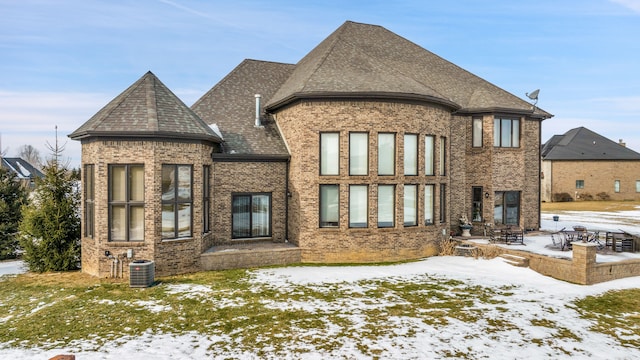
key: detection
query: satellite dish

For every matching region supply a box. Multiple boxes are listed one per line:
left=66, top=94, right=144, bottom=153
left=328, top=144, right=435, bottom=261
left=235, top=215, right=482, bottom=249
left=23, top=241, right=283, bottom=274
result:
left=526, top=89, right=540, bottom=100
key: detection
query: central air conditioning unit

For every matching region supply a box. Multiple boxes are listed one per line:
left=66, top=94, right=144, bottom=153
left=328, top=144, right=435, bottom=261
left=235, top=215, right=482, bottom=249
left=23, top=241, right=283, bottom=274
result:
left=129, top=260, right=155, bottom=288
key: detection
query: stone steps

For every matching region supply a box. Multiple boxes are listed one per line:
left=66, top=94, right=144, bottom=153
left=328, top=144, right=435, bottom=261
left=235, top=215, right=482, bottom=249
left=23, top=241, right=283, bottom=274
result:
left=499, top=253, right=529, bottom=267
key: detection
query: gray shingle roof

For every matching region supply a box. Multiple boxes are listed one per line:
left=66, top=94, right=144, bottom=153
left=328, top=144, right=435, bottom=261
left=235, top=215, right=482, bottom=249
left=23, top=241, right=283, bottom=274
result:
left=542, top=127, right=640, bottom=160
left=69, top=71, right=221, bottom=144
left=1, top=157, right=43, bottom=180
left=266, top=21, right=552, bottom=118
left=192, top=60, right=295, bottom=155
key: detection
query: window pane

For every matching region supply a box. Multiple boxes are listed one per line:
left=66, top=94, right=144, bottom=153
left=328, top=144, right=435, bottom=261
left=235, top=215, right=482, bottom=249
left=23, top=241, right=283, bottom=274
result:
left=232, top=196, right=251, bottom=238
left=425, top=136, right=434, bottom=175
left=129, top=166, right=144, bottom=202
left=404, top=134, right=417, bottom=175
left=501, top=119, right=512, bottom=147
left=85, top=164, right=94, bottom=200
left=320, top=185, right=339, bottom=227
left=320, top=133, right=339, bottom=175
left=404, top=185, right=417, bottom=226
left=636, top=181, right=640, bottom=193
left=252, top=195, right=270, bottom=237
left=378, top=185, right=395, bottom=227
left=111, top=205, right=126, bottom=240
left=111, top=166, right=126, bottom=201
left=349, top=185, right=368, bottom=228
left=472, top=118, right=483, bottom=147
left=439, top=137, right=446, bottom=176
left=493, top=118, right=501, bottom=147
left=439, top=184, right=446, bottom=223
left=162, top=204, right=175, bottom=239
left=350, top=133, right=368, bottom=175
left=378, top=133, right=395, bottom=175
left=494, top=192, right=504, bottom=224
left=512, top=120, right=520, bottom=147
left=424, top=185, right=434, bottom=225
left=162, top=166, right=175, bottom=202
left=614, top=180, right=620, bottom=193
left=178, top=165, right=192, bottom=201
left=505, top=191, right=519, bottom=225
left=177, top=203, right=191, bottom=238
left=129, top=205, right=144, bottom=241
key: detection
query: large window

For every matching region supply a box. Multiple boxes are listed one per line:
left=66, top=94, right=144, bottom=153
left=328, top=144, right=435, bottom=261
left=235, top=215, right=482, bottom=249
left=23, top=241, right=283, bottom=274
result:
left=84, top=164, right=95, bottom=238
left=349, top=185, right=368, bottom=228
left=162, top=165, right=193, bottom=239
left=320, top=185, right=339, bottom=227
left=320, top=132, right=339, bottom=175
left=109, top=164, right=144, bottom=241
left=425, top=135, right=434, bottom=175
left=350, top=132, right=368, bottom=175
left=232, top=193, right=271, bottom=238
left=472, top=117, right=483, bottom=148
left=378, top=185, right=395, bottom=228
left=404, top=184, right=417, bottom=226
left=439, top=136, right=446, bottom=176
left=378, top=133, right=395, bottom=175
left=203, top=165, right=211, bottom=233
left=493, top=117, right=520, bottom=147
left=494, top=191, right=520, bottom=225
left=404, top=134, right=418, bottom=176
left=576, top=180, right=584, bottom=189
left=424, top=185, right=434, bottom=225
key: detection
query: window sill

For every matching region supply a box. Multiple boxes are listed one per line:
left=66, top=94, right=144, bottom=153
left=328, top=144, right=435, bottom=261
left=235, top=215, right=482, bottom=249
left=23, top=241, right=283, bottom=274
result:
left=162, top=237, right=194, bottom=243
left=107, top=241, right=146, bottom=247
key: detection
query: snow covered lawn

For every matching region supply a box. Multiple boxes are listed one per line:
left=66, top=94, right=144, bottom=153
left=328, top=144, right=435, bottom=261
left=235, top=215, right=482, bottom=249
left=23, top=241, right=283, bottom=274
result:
left=0, top=208, right=638, bottom=359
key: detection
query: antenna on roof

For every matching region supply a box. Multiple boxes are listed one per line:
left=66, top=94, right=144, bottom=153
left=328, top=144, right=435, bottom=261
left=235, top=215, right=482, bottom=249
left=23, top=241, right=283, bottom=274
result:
left=526, top=89, right=540, bottom=111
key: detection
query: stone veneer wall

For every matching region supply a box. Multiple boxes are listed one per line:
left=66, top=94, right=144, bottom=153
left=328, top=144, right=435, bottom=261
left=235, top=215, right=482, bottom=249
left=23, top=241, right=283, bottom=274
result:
left=545, top=160, right=640, bottom=201
left=450, top=114, right=541, bottom=234
left=210, top=160, right=288, bottom=245
left=80, top=139, right=214, bottom=278
left=275, top=100, right=451, bottom=263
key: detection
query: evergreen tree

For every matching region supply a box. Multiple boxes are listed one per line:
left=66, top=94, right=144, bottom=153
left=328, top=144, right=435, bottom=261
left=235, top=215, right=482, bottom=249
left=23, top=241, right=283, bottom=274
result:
left=19, top=137, right=80, bottom=272
left=0, top=167, right=28, bottom=260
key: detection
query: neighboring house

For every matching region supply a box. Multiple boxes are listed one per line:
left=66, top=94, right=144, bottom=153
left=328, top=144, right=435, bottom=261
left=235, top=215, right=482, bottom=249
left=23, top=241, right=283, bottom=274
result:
left=0, top=157, right=43, bottom=189
left=541, top=127, right=640, bottom=202
left=70, top=21, right=552, bottom=278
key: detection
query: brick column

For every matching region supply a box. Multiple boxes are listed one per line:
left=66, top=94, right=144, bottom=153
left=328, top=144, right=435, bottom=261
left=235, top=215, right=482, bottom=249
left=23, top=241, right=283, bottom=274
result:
left=572, top=242, right=598, bottom=284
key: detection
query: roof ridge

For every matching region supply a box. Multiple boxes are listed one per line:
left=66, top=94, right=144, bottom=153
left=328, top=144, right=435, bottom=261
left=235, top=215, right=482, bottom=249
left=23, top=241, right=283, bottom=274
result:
left=146, top=74, right=159, bottom=131
left=297, top=22, right=348, bottom=94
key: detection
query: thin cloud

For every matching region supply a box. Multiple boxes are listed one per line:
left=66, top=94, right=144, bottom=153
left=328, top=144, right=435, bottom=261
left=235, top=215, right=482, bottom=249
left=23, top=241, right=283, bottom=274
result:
left=610, top=0, right=640, bottom=13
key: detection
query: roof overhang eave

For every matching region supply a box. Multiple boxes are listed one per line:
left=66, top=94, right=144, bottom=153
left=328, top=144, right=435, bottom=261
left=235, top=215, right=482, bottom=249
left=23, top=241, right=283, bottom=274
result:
left=265, top=91, right=461, bottom=112
left=68, top=131, right=223, bottom=144
left=455, top=107, right=554, bottom=120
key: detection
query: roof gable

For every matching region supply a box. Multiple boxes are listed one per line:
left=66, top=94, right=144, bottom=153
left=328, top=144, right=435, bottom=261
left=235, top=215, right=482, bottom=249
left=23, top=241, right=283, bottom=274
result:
left=267, top=21, right=551, bottom=118
left=69, top=71, right=221, bottom=143
left=542, top=127, right=640, bottom=160
left=192, top=60, right=294, bottom=155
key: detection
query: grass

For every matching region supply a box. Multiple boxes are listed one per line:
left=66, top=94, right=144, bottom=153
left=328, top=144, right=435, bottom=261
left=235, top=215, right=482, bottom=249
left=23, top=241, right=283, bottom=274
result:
left=1, top=267, right=638, bottom=358
left=541, top=200, right=640, bottom=212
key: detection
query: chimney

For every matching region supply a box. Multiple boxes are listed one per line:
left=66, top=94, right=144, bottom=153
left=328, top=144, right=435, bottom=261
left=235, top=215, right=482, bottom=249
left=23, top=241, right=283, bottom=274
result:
left=254, top=94, right=262, bottom=127
left=619, top=139, right=626, bottom=147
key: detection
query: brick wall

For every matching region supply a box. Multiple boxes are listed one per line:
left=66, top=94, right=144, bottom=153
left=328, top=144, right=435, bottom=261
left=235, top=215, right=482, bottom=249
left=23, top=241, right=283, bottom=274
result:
left=450, top=114, right=541, bottom=233
left=210, top=160, right=287, bottom=245
left=275, top=100, right=450, bottom=263
left=80, top=139, right=214, bottom=277
left=545, top=160, right=640, bottom=201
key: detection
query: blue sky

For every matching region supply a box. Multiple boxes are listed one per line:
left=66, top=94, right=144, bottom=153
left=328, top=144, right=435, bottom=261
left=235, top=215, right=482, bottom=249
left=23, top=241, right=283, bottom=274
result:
left=1, top=0, right=639, bottom=167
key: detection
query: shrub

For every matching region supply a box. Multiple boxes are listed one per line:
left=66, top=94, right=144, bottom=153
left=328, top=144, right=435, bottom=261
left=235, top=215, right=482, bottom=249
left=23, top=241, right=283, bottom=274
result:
left=552, top=192, right=574, bottom=202
left=596, top=192, right=610, bottom=200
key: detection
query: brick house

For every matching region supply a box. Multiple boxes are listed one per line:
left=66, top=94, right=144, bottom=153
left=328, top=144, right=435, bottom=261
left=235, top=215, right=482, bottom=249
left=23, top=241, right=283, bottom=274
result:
left=0, top=157, right=43, bottom=190
left=541, top=127, right=640, bottom=202
left=70, top=21, right=552, bottom=277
